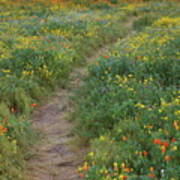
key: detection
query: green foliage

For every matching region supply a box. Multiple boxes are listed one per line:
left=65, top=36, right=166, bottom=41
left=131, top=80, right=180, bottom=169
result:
left=133, top=14, right=157, bottom=31
left=73, top=1, right=180, bottom=179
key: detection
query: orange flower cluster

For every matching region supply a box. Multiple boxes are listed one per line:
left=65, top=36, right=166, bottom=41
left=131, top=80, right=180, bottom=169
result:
left=0, top=125, right=7, bottom=136
left=51, top=0, right=58, bottom=3
left=147, top=167, right=156, bottom=178
left=78, top=162, right=89, bottom=178
left=120, top=163, right=133, bottom=177
left=120, top=175, right=127, bottom=180
left=153, top=139, right=169, bottom=146
left=148, top=173, right=155, bottom=178
left=152, top=138, right=177, bottom=161
left=31, top=103, right=38, bottom=107
left=153, top=139, right=170, bottom=153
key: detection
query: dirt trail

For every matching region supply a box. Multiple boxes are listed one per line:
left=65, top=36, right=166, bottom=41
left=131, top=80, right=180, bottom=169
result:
left=26, top=46, right=110, bottom=180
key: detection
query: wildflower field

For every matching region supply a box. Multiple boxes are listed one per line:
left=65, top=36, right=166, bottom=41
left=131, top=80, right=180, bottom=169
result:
left=73, top=1, right=180, bottom=180
left=0, top=0, right=179, bottom=179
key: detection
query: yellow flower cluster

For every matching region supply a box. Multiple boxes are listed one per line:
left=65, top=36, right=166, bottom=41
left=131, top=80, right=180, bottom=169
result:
left=121, top=3, right=145, bottom=12
left=50, top=29, right=71, bottom=37
left=16, top=36, right=41, bottom=49
left=153, top=17, right=180, bottom=28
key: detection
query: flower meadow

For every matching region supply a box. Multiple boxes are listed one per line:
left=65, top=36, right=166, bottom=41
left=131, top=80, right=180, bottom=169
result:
left=0, top=0, right=136, bottom=179
left=0, top=0, right=179, bottom=179
left=73, top=1, right=180, bottom=180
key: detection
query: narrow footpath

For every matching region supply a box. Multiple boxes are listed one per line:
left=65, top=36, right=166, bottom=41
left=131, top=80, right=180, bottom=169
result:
left=27, top=19, right=136, bottom=180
